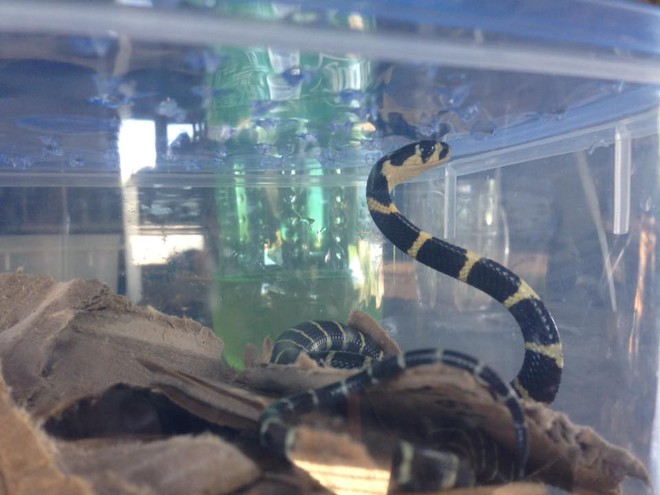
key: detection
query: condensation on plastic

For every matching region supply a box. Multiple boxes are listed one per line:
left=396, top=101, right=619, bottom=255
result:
left=1, top=1, right=659, bottom=86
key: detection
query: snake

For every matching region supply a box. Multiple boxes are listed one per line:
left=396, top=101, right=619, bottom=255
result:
left=270, top=319, right=386, bottom=369
left=260, top=140, right=564, bottom=488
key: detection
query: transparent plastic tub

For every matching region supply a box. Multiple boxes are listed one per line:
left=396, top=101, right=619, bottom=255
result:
left=0, top=1, right=658, bottom=493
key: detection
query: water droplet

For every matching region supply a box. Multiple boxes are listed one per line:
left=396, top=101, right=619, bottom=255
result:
left=88, top=93, right=126, bottom=109
left=318, top=148, right=337, bottom=167
left=542, top=110, right=565, bottom=122
left=18, top=115, right=119, bottom=134
left=609, top=81, right=625, bottom=94
left=587, top=139, right=609, bottom=155
left=337, top=90, right=365, bottom=106
left=68, top=156, right=84, bottom=168
left=251, top=100, right=281, bottom=117
left=471, top=120, right=496, bottom=140
left=417, top=123, right=434, bottom=138
left=190, top=85, right=229, bottom=108
left=360, top=138, right=376, bottom=151
left=260, top=154, right=284, bottom=170
left=379, top=316, right=399, bottom=338
left=256, top=143, right=273, bottom=154
left=364, top=152, right=379, bottom=165
left=102, top=149, right=120, bottom=169
left=12, top=156, right=34, bottom=170
left=156, top=98, right=186, bottom=122
left=40, top=135, right=63, bottom=157
left=211, top=146, right=229, bottom=168
left=281, top=65, right=303, bottom=86
left=298, top=132, right=318, bottom=145
left=448, top=83, right=470, bottom=108
left=183, top=160, right=200, bottom=171
left=329, top=121, right=354, bottom=134
left=184, top=49, right=227, bottom=73
left=254, top=118, right=278, bottom=131
left=641, top=196, right=653, bottom=212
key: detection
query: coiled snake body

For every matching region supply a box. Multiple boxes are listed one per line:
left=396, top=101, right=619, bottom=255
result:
left=260, top=140, right=564, bottom=489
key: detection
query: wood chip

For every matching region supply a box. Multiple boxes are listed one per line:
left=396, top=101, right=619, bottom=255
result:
left=58, top=435, right=260, bottom=495
left=0, top=273, right=227, bottom=419
left=0, top=370, right=93, bottom=495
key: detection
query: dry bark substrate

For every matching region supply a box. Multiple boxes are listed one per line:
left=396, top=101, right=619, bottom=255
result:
left=0, top=273, right=651, bottom=495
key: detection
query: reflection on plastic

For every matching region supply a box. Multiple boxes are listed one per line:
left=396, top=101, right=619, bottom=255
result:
left=118, top=119, right=156, bottom=184
left=293, top=459, right=389, bottom=495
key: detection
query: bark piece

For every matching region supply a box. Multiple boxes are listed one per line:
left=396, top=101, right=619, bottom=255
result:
left=0, top=370, right=93, bottom=495
left=0, top=273, right=227, bottom=419
left=346, top=310, right=401, bottom=358
left=139, top=357, right=265, bottom=431
left=57, top=435, right=260, bottom=495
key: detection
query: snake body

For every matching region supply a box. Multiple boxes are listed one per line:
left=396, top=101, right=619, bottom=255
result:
left=366, top=140, right=562, bottom=403
left=261, top=348, right=528, bottom=483
left=261, top=140, right=564, bottom=487
left=271, top=320, right=385, bottom=369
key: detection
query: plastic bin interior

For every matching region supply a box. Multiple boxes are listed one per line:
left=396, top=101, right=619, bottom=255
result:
left=0, top=1, right=659, bottom=493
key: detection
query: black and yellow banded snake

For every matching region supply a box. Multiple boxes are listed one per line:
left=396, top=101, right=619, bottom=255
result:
left=260, top=140, right=564, bottom=488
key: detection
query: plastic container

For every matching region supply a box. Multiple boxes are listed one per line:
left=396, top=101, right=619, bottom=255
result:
left=0, top=1, right=658, bottom=493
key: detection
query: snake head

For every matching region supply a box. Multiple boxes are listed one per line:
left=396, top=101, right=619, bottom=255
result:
left=381, top=140, right=451, bottom=190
